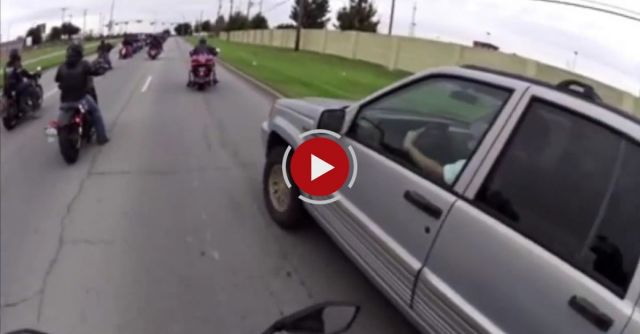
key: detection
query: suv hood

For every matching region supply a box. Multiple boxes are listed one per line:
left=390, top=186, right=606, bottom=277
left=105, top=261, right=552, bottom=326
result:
left=277, top=97, right=353, bottom=121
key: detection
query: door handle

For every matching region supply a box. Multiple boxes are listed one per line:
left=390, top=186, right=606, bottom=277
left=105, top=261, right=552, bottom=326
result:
left=403, top=190, right=442, bottom=219
left=568, top=295, right=613, bottom=331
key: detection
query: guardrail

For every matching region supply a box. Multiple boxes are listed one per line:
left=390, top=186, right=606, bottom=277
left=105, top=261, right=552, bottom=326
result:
left=225, top=29, right=639, bottom=116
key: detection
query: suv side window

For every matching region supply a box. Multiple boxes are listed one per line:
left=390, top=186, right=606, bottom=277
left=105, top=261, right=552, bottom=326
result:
left=348, top=77, right=511, bottom=187
left=476, top=98, right=640, bottom=297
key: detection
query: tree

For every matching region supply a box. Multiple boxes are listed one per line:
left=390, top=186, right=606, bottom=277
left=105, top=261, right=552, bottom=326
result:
left=47, top=26, right=63, bottom=41
left=275, top=23, right=296, bottom=29
left=26, top=26, right=43, bottom=45
left=60, top=22, right=81, bottom=39
left=290, top=0, right=330, bottom=28
left=174, top=22, right=193, bottom=35
left=225, top=11, right=249, bottom=31
left=249, top=13, right=269, bottom=29
left=213, top=16, right=226, bottom=32
left=335, top=0, right=379, bottom=32
left=200, top=20, right=213, bottom=32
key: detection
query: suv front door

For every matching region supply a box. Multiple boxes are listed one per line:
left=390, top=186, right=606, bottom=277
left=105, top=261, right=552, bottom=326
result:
left=307, top=73, right=520, bottom=315
left=422, top=88, right=640, bottom=333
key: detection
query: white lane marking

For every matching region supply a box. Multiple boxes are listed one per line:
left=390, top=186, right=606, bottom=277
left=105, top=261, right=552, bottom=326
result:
left=44, top=89, right=58, bottom=99
left=140, top=76, right=152, bottom=93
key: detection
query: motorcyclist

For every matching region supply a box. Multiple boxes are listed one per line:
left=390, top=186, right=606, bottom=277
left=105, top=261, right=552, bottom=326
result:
left=189, top=38, right=219, bottom=85
left=149, top=34, right=163, bottom=51
left=2, top=49, right=37, bottom=113
left=190, top=37, right=218, bottom=56
left=97, top=39, right=113, bottom=69
left=121, top=35, right=133, bottom=56
left=54, top=44, right=109, bottom=145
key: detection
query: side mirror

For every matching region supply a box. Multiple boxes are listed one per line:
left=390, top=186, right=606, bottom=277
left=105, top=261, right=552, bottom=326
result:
left=317, top=108, right=346, bottom=133
left=264, top=302, right=360, bottom=334
left=216, top=48, right=221, bottom=54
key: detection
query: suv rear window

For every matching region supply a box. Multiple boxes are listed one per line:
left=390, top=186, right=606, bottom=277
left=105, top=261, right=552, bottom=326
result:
left=476, top=99, right=640, bottom=297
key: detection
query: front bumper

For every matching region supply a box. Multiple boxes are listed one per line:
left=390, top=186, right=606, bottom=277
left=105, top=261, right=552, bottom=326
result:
left=260, top=121, right=270, bottom=151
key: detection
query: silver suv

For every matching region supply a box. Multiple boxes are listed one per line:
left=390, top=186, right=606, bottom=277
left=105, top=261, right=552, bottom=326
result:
left=260, top=65, right=640, bottom=334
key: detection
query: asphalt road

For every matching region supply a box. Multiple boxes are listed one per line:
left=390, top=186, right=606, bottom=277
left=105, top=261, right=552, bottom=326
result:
left=0, top=38, right=419, bottom=334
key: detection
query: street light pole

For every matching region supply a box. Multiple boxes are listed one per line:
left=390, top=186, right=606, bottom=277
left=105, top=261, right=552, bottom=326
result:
left=294, top=0, right=303, bottom=51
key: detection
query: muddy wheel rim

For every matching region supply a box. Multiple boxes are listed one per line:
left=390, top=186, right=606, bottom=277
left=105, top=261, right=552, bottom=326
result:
left=268, top=164, right=291, bottom=212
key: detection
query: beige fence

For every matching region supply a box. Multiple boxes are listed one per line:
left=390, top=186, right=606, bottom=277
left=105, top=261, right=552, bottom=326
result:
left=226, top=29, right=639, bottom=116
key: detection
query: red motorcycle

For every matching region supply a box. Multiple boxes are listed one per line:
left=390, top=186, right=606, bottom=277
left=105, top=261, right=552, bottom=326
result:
left=119, top=46, right=132, bottom=59
left=188, top=53, right=217, bottom=91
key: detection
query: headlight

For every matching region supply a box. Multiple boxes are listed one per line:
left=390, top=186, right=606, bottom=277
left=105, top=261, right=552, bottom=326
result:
left=268, top=102, right=277, bottom=119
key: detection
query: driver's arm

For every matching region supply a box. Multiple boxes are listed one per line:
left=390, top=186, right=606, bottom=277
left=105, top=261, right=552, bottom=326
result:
left=405, top=143, right=445, bottom=182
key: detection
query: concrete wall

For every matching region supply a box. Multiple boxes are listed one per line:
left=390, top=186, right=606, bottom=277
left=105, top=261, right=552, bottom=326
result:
left=227, top=29, right=639, bottom=116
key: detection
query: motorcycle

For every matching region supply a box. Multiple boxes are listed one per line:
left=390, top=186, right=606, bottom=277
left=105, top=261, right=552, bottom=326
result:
left=119, top=46, right=131, bottom=59
left=6, top=302, right=360, bottom=334
left=188, top=53, right=217, bottom=91
left=91, top=56, right=111, bottom=75
left=1, top=67, right=44, bottom=131
left=148, top=46, right=161, bottom=60
left=45, top=101, right=96, bottom=164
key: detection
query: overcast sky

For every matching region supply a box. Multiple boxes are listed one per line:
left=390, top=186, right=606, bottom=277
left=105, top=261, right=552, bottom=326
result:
left=2, top=0, right=639, bottom=95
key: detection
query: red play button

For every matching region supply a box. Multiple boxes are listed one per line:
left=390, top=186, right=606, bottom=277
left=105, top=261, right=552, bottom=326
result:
left=290, top=137, right=350, bottom=196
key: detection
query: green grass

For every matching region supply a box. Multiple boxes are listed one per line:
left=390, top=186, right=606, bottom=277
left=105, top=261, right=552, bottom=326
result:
left=188, top=37, right=409, bottom=100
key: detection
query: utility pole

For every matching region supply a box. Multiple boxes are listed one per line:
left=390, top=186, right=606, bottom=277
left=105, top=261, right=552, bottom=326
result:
left=61, top=7, right=68, bottom=25
left=229, top=0, right=234, bottom=19
left=83, top=9, right=87, bottom=38
left=108, top=0, right=116, bottom=36
left=388, top=0, right=395, bottom=35
left=99, top=13, right=103, bottom=36
left=294, top=0, right=303, bottom=51
left=246, top=0, right=253, bottom=18
left=259, top=0, right=263, bottom=13
left=409, top=1, right=417, bottom=37
left=216, top=0, right=223, bottom=19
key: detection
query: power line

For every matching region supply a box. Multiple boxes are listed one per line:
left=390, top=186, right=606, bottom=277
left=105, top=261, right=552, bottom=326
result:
left=264, top=0, right=289, bottom=13
left=530, top=0, right=640, bottom=21
left=575, top=0, right=640, bottom=17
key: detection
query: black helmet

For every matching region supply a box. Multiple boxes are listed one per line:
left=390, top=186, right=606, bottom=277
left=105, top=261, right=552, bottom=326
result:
left=199, top=37, right=207, bottom=45
left=9, top=49, right=21, bottom=63
left=67, top=43, right=84, bottom=58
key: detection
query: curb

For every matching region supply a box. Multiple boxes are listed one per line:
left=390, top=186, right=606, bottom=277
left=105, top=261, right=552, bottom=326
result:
left=218, top=60, right=284, bottom=99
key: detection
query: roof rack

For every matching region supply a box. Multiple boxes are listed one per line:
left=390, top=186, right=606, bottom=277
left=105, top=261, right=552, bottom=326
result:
left=460, top=64, right=639, bottom=125
left=556, top=79, right=603, bottom=102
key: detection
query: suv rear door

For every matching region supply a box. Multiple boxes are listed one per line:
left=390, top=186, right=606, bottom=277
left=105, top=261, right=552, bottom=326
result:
left=420, top=86, right=640, bottom=333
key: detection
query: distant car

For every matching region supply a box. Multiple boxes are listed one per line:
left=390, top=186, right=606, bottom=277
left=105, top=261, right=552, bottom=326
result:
left=261, top=65, right=640, bottom=334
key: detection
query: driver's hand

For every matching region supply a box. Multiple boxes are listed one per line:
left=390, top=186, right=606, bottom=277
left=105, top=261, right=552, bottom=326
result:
left=403, top=127, right=425, bottom=151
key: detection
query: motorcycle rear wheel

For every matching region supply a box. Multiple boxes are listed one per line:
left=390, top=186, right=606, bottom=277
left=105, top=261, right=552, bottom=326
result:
left=2, top=115, right=17, bottom=130
left=58, top=125, right=81, bottom=164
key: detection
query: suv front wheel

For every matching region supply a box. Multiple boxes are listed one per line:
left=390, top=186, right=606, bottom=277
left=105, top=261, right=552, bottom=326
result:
left=263, top=145, right=307, bottom=229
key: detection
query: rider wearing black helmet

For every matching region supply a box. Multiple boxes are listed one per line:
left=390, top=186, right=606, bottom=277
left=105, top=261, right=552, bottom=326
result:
left=189, top=38, right=219, bottom=85
left=54, top=43, right=109, bottom=145
left=2, top=49, right=36, bottom=113
left=190, top=37, right=218, bottom=56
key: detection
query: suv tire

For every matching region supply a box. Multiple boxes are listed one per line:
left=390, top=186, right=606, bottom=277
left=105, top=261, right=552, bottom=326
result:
left=263, top=145, right=306, bottom=229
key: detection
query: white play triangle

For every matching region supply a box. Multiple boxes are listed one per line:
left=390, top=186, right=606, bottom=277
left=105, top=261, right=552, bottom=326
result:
left=311, top=154, right=334, bottom=181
